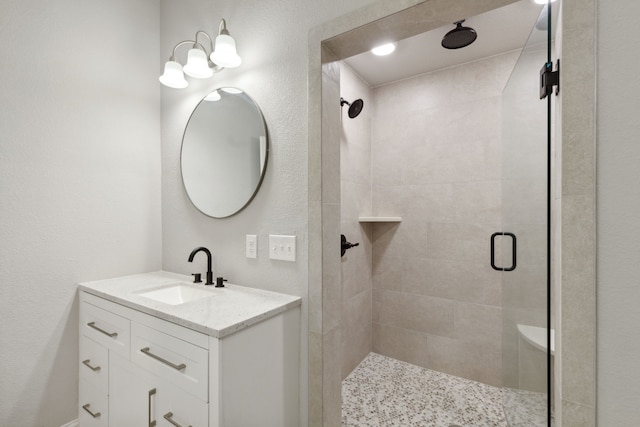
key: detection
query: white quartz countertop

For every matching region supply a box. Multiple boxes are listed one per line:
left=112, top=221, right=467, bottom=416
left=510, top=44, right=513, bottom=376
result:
left=78, top=271, right=301, bottom=339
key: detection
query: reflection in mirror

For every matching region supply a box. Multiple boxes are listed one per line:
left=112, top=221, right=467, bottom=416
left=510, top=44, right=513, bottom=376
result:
left=181, top=88, right=268, bottom=218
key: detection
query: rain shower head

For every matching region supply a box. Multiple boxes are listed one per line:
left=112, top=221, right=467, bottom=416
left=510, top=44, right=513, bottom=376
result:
left=340, top=97, right=364, bottom=119
left=441, top=19, right=477, bottom=49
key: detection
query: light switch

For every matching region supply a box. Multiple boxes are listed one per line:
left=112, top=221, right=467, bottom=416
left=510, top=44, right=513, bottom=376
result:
left=269, top=235, right=296, bottom=262
left=246, top=235, right=257, bottom=259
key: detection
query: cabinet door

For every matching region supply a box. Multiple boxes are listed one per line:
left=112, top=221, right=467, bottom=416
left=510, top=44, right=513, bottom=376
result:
left=156, top=385, right=208, bottom=427
left=79, top=380, right=108, bottom=427
left=109, top=353, right=159, bottom=427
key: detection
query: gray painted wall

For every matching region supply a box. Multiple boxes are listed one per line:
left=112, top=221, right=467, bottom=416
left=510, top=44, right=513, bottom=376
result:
left=0, top=0, right=161, bottom=425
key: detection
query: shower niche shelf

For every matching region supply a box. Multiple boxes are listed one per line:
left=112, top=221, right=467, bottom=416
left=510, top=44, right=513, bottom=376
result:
left=358, top=216, right=402, bottom=223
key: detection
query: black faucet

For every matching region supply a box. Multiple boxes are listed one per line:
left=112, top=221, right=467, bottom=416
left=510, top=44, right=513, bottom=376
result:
left=188, top=247, right=214, bottom=285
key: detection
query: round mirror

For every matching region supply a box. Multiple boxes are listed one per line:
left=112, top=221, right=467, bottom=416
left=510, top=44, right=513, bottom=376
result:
left=181, top=88, right=268, bottom=218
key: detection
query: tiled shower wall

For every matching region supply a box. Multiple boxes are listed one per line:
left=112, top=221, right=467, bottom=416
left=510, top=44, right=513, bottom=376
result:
left=340, top=64, right=373, bottom=379
left=370, top=52, right=520, bottom=387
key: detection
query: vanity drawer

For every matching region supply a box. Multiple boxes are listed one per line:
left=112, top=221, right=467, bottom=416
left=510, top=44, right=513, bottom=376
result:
left=79, top=379, right=108, bottom=427
left=80, top=301, right=130, bottom=358
left=79, top=336, right=108, bottom=393
left=131, top=322, right=209, bottom=401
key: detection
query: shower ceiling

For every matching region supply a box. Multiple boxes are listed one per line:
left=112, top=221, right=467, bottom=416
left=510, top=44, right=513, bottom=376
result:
left=343, top=0, right=549, bottom=87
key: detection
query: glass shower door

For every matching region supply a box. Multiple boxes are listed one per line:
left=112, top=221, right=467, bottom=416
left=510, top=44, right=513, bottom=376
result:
left=499, top=3, right=553, bottom=426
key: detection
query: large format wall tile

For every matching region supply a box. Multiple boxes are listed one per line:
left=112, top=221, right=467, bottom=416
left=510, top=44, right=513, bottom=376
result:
left=341, top=289, right=372, bottom=377
left=369, top=52, right=542, bottom=387
left=374, top=289, right=455, bottom=337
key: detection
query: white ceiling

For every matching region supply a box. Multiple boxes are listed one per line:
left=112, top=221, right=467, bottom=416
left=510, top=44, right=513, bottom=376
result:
left=343, top=0, right=548, bottom=87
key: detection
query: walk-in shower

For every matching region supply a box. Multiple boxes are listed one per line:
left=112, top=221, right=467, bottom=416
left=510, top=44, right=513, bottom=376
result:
left=331, top=0, right=557, bottom=425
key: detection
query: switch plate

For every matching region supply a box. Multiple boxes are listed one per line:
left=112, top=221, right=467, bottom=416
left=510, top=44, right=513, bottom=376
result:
left=269, top=235, right=296, bottom=262
left=246, top=235, right=257, bottom=259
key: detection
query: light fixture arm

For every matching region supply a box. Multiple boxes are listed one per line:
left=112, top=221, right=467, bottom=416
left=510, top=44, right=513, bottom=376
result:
left=193, top=30, right=222, bottom=70
left=168, top=40, right=204, bottom=61
left=195, top=31, right=214, bottom=53
left=218, top=19, right=230, bottom=36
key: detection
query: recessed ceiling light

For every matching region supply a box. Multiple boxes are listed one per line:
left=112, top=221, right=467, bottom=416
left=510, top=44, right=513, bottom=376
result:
left=533, top=0, right=556, bottom=4
left=371, top=42, right=397, bottom=56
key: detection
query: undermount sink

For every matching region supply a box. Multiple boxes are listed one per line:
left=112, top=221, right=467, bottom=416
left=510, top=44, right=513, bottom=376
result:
left=137, top=283, right=219, bottom=305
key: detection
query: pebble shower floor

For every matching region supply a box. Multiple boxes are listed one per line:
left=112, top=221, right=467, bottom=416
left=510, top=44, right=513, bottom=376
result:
left=341, top=353, right=548, bottom=427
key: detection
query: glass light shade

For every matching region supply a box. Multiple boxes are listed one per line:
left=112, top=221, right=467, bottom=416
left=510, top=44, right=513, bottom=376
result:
left=204, top=90, right=221, bottom=102
left=183, top=49, right=214, bottom=78
left=210, top=34, right=242, bottom=68
left=159, top=61, right=188, bottom=89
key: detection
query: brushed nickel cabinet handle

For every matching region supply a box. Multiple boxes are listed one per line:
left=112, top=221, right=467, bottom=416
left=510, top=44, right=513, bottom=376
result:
left=148, top=388, right=157, bottom=427
left=141, top=347, right=187, bottom=371
left=82, top=403, right=101, bottom=418
left=164, top=412, right=192, bottom=427
left=87, top=321, right=118, bottom=338
left=82, top=359, right=101, bottom=372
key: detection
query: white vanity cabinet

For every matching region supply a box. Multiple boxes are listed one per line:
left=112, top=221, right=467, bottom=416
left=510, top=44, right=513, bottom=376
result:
left=78, top=279, right=300, bottom=427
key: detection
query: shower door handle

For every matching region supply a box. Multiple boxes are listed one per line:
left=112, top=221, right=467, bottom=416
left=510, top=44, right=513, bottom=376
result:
left=490, top=232, right=516, bottom=271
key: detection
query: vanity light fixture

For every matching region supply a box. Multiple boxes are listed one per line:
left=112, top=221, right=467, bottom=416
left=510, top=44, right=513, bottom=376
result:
left=159, top=19, right=242, bottom=89
left=371, top=42, right=397, bottom=56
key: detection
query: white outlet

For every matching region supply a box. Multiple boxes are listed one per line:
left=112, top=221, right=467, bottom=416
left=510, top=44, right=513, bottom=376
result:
left=269, top=234, right=296, bottom=262
left=246, top=234, right=257, bottom=259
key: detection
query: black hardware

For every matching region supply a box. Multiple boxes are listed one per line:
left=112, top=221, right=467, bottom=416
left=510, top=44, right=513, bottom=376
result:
left=540, top=59, right=560, bottom=99
left=441, top=19, right=477, bottom=50
left=341, top=234, right=360, bottom=257
left=191, top=273, right=202, bottom=283
left=188, top=247, right=214, bottom=285
left=215, top=277, right=227, bottom=288
left=340, top=97, right=364, bottom=119
left=490, top=232, right=516, bottom=271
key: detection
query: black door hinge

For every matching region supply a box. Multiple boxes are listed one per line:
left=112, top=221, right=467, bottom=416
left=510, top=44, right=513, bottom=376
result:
left=540, top=59, right=560, bottom=99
